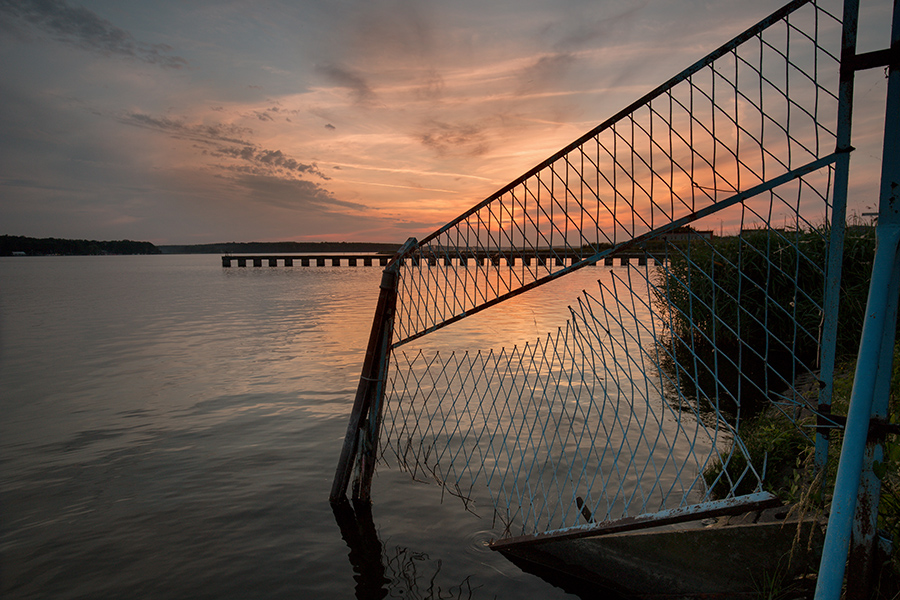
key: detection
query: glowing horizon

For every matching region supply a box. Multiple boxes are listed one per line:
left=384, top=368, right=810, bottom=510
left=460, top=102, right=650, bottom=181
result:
left=0, top=0, right=890, bottom=245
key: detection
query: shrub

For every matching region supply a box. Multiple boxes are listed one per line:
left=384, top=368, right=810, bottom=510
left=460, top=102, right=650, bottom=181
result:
left=654, top=225, right=878, bottom=417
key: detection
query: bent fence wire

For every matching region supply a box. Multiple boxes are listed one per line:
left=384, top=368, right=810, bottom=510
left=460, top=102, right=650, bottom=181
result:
left=381, top=174, right=840, bottom=537
left=372, top=0, right=850, bottom=538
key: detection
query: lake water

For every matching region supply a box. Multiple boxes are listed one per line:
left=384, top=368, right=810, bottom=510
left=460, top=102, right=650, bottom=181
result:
left=0, top=254, right=625, bottom=600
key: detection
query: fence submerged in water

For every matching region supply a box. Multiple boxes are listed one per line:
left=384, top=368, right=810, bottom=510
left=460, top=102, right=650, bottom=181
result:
left=331, top=0, right=900, bottom=597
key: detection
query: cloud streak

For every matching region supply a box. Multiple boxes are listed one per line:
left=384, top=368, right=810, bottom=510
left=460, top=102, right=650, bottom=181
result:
left=228, top=174, right=365, bottom=213
left=6, top=0, right=873, bottom=245
left=315, top=63, right=378, bottom=106
left=120, top=111, right=328, bottom=181
left=120, top=112, right=252, bottom=146
left=0, top=0, right=187, bottom=68
left=419, top=120, right=490, bottom=157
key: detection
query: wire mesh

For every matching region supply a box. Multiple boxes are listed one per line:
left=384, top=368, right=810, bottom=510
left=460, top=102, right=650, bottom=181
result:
left=375, top=0, right=849, bottom=538
left=391, top=0, right=841, bottom=347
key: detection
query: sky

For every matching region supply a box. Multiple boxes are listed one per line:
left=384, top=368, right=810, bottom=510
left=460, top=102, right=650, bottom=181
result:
left=0, top=0, right=892, bottom=244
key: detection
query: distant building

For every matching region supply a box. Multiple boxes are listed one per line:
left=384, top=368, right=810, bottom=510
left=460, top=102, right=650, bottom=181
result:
left=661, top=230, right=714, bottom=243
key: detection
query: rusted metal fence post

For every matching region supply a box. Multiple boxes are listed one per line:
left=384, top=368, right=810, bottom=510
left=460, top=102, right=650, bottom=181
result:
left=330, top=238, right=416, bottom=504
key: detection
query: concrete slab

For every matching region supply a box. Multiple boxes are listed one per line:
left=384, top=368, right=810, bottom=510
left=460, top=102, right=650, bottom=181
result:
left=494, top=512, right=824, bottom=598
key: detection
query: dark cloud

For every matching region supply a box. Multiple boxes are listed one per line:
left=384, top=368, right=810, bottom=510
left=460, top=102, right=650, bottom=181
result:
left=211, top=147, right=327, bottom=179
left=226, top=173, right=367, bottom=213
left=324, top=123, right=336, bottom=130
left=208, top=146, right=256, bottom=161
left=250, top=105, right=298, bottom=122
left=0, top=0, right=187, bottom=68
left=315, top=63, right=377, bottom=105
left=121, top=111, right=329, bottom=181
left=120, top=112, right=253, bottom=146
left=420, top=120, right=489, bottom=157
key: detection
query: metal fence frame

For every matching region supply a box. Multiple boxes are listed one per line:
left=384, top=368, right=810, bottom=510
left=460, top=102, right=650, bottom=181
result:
left=331, top=0, right=900, bottom=596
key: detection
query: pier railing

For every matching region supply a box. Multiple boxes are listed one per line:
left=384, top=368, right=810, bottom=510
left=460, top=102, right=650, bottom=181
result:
left=332, top=0, right=899, bottom=596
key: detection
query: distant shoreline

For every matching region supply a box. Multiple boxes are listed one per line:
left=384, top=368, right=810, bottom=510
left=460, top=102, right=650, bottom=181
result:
left=1, top=235, right=401, bottom=257
left=157, top=241, right=401, bottom=255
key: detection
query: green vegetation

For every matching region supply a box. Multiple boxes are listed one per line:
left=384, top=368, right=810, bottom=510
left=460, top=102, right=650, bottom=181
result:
left=0, top=235, right=161, bottom=256
left=708, top=356, right=900, bottom=599
left=654, top=224, right=899, bottom=596
left=655, top=225, right=880, bottom=416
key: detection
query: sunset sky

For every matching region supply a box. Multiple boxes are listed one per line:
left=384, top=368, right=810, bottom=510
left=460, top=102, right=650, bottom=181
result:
left=0, top=0, right=891, bottom=244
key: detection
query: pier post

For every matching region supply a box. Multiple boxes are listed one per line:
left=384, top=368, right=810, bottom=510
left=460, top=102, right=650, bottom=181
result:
left=364, top=257, right=372, bottom=267
left=317, top=258, right=325, bottom=267
left=332, top=258, right=341, bottom=267
left=302, top=258, right=310, bottom=267
left=620, top=257, right=629, bottom=266
left=268, top=258, right=277, bottom=267
left=238, top=258, right=247, bottom=267
left=605, top=257, right=614, bottom=266
left=253, top=258, right=262, bottom=267
left=349, top=258, right=357, bottom=267
left=222, top=257, right=231, bottom=267
left=284, top=258, right=293, bottom=267
left=379, top=257, right=388, bottom=266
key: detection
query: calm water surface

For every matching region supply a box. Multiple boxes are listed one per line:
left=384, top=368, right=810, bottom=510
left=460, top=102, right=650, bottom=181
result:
left=0, top=255, right=607, bottom=599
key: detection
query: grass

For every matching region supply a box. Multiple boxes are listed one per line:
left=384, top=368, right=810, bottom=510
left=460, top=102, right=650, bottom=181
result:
left=653, top=224, right=899, bottom=597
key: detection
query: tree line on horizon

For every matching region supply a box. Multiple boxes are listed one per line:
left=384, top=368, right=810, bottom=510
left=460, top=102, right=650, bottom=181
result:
left=158, top=241, right=401, bottom=254
left=0, top=235, right=161, bottom=256
left=1, top=236, right=403, bottom=257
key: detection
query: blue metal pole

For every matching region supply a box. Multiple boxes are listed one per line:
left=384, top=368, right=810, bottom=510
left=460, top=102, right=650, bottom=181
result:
left=815, top=228, right=900, bottom=599
left=815, top=0, right=859, bottom=472
left=847, top=248, right=900, bottom=597
left=815, top=0, right=900, bottom=596
left=847, top=1, right=900, bottom=591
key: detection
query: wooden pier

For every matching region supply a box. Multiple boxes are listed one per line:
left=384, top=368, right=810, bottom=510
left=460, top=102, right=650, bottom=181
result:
left=221, top=254, right=392, bottom=268
left=221, top=252, right=661, bottom=268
